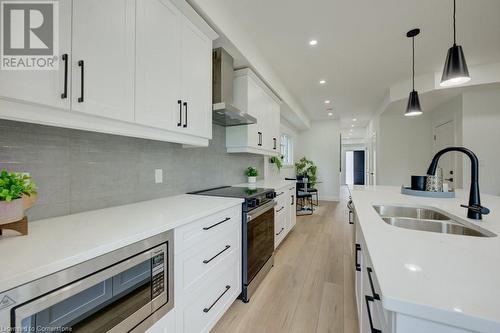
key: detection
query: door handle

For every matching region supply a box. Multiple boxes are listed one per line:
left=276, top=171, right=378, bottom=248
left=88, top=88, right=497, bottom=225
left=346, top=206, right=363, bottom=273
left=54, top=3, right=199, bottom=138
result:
left=77, top=60, right=84, bottom=103
left=203, top=285, right=231, bottom=313
left=367, top=267, right=380, bottom=300
left=203, top=245, right=231, bottom=264
left=61, top=54, right=68, bottom=99
left=203, top=217, right=231, bottom=230
left=365, top=295, right=382, bottom=333
left=183, top=102, right=188, bottom=128
left=258, top=132, right=262, bottom=146
left=355, top=243, right=361, bottom=271
left=177, top=100, right=182, bottom=127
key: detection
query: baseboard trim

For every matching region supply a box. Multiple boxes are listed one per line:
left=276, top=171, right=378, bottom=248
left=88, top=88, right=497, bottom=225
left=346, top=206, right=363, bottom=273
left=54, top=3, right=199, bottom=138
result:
left=319, top=196, right=340, bottom=202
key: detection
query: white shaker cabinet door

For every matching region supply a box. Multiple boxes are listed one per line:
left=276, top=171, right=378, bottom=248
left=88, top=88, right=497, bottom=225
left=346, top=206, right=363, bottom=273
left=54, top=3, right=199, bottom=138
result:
left=135, top=0, right=182, bottom=131
left=180, top=16, right=212, bottom=139
left=71, top=0, right=135, bottom=122
left=0, top=0, right=71, bottom=110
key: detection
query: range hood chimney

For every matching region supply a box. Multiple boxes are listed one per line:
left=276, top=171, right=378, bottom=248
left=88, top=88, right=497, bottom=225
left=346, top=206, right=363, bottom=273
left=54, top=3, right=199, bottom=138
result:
left=212, top=48, right=257, bottom=126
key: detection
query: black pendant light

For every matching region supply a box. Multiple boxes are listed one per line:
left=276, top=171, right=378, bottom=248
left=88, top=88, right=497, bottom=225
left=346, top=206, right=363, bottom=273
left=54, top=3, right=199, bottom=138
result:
left=440, top=0, right=470, bottom=87
left=405, top=28, right=423, bottom=117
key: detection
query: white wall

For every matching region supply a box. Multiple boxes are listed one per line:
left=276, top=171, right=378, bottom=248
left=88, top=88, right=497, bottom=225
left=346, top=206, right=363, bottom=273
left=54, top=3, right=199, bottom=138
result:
left=377, top=108, right=433, bottom=186
left=295, top=120, right=341, bottom=201
left=462, top=87, right=500, bottom=195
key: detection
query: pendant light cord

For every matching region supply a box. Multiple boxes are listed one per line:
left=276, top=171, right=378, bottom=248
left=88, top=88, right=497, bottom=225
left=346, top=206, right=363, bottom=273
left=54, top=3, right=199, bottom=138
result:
left=453, top=0, right=457, bottom=45
left=412, top=36, right=415, bottom=91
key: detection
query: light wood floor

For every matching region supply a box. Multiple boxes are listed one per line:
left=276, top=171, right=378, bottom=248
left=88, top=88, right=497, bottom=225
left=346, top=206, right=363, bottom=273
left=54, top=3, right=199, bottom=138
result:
left=212, top=188, right=358, bottom=333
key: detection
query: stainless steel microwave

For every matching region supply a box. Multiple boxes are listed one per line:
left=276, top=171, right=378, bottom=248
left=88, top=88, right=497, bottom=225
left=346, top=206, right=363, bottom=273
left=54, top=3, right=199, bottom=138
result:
left=0, top=231, right=174, bottom=333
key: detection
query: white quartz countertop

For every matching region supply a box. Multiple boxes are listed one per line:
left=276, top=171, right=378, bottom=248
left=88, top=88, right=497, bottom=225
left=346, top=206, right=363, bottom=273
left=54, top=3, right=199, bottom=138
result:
left=234, top=179, right=296, bottom=190
left=0, top=194, right=243, bottom=293
left=351, top=186, right=500, bottom=333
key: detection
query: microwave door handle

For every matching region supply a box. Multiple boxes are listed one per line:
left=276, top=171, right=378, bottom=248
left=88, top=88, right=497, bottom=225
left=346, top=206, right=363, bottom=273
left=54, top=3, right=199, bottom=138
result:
left=246, top=201, right=277, bottom=222
left=14, top=247, right=160, bottom=328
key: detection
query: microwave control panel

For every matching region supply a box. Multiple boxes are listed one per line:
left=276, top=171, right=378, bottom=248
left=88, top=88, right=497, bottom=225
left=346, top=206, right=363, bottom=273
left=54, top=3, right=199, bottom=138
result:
left=151, top=252, right=165, bottom=299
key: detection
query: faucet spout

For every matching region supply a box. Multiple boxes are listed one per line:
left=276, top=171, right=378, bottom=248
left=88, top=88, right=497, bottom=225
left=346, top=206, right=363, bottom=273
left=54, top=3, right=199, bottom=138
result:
left=426, top=147, right=489, bottom=220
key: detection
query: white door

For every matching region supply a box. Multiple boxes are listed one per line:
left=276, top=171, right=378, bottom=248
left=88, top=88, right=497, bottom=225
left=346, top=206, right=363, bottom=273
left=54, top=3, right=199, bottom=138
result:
left=0, top=0, right=72, bottom=110
left=246, top=79, right=262, bottom=149
left=180, top=16, right=212, bottom=138
left=434, top=121, right=456, bottom=188
left=135, top=0, right=181, bottom=130
left=71, top=0, right=135, bottom=122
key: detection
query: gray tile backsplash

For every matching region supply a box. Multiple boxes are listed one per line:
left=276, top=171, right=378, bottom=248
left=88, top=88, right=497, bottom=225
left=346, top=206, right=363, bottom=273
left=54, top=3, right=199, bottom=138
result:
left=0, top=120, right=263, bottom=221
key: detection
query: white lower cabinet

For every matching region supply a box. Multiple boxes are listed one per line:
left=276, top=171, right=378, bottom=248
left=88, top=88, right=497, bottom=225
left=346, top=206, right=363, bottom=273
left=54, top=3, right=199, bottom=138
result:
left=173, top=204, right=242, bottom=333
left=146, top=309, right=176, bottom=333
left=353, top=207, right=475, bottom=333
left=274, top=184, right=297, bottom=249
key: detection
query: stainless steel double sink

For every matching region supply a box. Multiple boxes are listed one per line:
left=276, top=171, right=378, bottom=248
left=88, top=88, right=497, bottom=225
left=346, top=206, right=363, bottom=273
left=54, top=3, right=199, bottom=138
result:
left=373, top=205, right=496, bottom=237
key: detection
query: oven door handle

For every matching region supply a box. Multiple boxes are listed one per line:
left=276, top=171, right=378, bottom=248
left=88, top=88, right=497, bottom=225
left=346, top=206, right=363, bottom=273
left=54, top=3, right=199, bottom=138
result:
left=246, top=201, right=277, bottom=222
left=14, top=244, right=165, bottom=328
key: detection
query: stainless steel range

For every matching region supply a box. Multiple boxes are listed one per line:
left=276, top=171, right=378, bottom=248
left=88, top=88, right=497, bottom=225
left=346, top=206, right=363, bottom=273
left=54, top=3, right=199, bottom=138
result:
left=189, top=186, right=275, bottom=302
left=0, top=231, right=174, bottom=333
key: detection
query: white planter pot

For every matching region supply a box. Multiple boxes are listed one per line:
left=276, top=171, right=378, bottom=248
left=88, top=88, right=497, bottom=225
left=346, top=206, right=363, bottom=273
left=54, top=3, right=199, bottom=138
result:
left=248, top=176, right=257, bottom=184
left=0, top=198, right=24, bottom=225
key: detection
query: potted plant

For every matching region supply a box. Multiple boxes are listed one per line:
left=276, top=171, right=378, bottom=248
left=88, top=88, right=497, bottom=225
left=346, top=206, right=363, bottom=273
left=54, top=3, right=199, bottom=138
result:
left=0, top=170, right=37, bottom=224
left=245, top=167, right=259, bottom=184
left=295, top=157, right=317, bottom=186
left=270, top=156, right=283, bottom=171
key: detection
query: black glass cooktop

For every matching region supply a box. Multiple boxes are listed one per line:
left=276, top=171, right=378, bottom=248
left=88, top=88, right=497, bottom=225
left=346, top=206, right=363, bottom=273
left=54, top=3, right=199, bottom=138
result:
left=189, top=186, right=273, bottom=199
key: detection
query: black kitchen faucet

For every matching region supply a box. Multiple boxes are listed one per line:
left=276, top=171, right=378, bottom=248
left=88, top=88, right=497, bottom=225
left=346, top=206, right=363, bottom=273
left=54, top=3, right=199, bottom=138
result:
left=427, top=147, right=490, bottom=220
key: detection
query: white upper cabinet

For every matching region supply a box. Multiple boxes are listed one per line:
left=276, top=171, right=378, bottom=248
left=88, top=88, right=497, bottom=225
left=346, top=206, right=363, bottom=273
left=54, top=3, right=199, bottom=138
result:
left=71, top=0, right=135, bottom=122
left=0, top=0, right=72, bottom=110
left=227, top=68, right=281, bottom=155
left=0, top=0, right=216, bottom=146
left=180, top=16, right=212, bottom=139
left=135, top=0, right=182, bottom=131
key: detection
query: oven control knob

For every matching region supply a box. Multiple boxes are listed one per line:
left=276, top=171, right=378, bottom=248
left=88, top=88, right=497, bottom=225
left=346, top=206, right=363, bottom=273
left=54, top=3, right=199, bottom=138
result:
left=266, top=192, right=276, bottom=199
left=247, top=198, right=257, bottom=208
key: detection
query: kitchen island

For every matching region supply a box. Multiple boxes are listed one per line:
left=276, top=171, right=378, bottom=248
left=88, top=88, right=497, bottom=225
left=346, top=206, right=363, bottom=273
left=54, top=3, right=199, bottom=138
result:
left=350, top=185, right=500, bottom=333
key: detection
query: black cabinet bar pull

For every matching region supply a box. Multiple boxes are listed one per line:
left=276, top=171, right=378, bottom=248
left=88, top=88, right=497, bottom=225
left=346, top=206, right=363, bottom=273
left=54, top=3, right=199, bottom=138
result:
left=355, top=243, right=361, bottom=271
left=203, top=245, right=230, bottom=264
left=291, top=195, right=294, bottom=205
left=61, top=54, right=68, bottom=99
left=77, top=60, right=84, bottom=103
left=276, top=191, right=284, bottom=196
left=276, top=227, right=285, bottom=236
left=177, top=100, right=182, bottom=126
left=365, top=295, right=382, bottom=333
left=273, top=138, right=276, bottom=149
left=367, top=267, right=380, bottom=300
left=203, top=285, right=231, bottom=313
left=183, top=101, right=188, bottom=128
left=276, top=206, right=284, bottom=213
left=258, top=132, right=262, bottom=146
left=203, top=217, right=231, bottom=230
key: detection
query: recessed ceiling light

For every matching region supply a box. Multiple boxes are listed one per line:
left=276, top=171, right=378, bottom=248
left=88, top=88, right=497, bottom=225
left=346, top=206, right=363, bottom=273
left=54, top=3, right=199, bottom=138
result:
left=309, top=39, right=318, bottom=46
left=404, top=263, right=422, bottom=272
left=319, top=80, right=326, bottom=85
left=353, top=118, right=357, bottom=122
left=325, top=100, right=331, bottom=104
left=328, top=112, right=333, bottom=116
left=351, top=124, right=354, bottom=128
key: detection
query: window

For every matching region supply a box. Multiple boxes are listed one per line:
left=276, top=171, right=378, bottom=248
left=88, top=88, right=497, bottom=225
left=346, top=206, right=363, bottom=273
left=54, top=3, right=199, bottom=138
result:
left=280, top=134, right=294, bottom=166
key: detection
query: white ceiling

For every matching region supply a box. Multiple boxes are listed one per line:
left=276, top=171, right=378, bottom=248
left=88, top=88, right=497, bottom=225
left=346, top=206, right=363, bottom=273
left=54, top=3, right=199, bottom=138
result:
left=191, top=0, right=500, bottom=130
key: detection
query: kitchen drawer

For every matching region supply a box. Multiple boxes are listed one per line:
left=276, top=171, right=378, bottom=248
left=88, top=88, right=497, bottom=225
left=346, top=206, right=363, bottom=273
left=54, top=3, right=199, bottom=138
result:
left=175, top=205, right=241, bottom=253
left=178, top=225, right=240, bottom=292
left=275, top=188, right=288, bottom=206
left=178, top=250, right=240, bottom=333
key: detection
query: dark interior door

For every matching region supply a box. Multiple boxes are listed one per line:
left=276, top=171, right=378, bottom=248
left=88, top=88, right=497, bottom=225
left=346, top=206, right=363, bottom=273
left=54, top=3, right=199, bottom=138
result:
left=353, top=150, right=365, bottom=185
